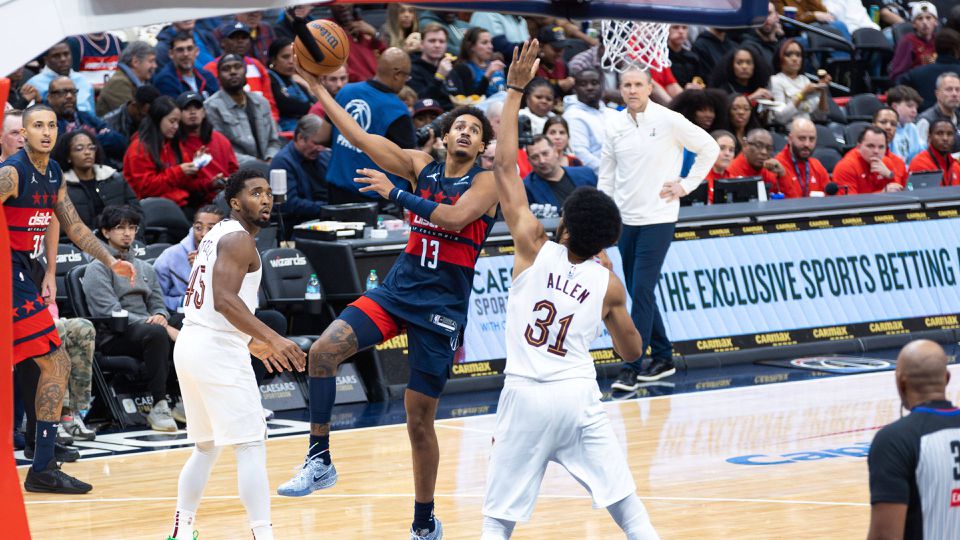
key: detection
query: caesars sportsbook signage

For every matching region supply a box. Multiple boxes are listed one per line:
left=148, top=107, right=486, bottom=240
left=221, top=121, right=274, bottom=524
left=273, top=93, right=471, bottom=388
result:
left=375, top=208, right=960, bottom=379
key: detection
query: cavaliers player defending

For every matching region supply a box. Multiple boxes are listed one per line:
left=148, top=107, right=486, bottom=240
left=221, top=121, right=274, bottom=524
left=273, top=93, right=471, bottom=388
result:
left=280, top=57, right=499, bottom=540
left=1, top=104, right=135, bottom=493
left=480, top=41, right=659, bottom=539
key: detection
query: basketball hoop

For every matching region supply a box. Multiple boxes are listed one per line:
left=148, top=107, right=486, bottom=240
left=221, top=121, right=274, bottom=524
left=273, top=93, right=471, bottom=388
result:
left=600, top=20, right=672, bottom=73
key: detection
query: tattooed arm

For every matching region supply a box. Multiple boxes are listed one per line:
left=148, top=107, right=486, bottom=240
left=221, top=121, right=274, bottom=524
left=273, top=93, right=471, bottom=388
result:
left=0, top=165, right=20, bottom=203
left=54, top=182, right=136, bottom=283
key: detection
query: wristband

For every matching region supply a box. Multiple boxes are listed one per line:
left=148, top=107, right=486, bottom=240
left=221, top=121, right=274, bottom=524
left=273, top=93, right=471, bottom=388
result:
left=506, top=84, right=525, bottom=93
left=389, top=187, right=440, bottom=222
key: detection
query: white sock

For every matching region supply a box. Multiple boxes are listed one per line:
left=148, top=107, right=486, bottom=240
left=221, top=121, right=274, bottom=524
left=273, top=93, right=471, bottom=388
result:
left=235, top=440, right=272, bottom=537
left=480, top=515, right=516, bottom=540
left=607, top=494, right=659, bottom=540
left=172, top=441, right=221, bottom=539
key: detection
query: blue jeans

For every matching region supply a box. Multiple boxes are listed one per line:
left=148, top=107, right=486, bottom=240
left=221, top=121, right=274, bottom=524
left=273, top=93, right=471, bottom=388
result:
left=618, top=222, right=675, bottom=369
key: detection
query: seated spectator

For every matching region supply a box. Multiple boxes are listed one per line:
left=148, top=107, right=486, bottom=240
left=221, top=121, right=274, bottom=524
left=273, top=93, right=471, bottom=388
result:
left=204, top=54, right=283, bottom=168
left=670, top=88, right=727, bottom=132
left=887, top=85, right=927, bottom=163
left=908, top=119, right=960, bottom=185
left=307, top=66, right=349, bottom=119
left=740, top=2, right=785, bottom=68
left=725, top=128, right=784, bottom=190
left=773, top=0, right=832, bottom=25
left=274, top=6, right=315, bottom=43
left=522, top=135, right=597, bottom=208
left=96, top=41, right=157, bottom=117
left=234, top=10, right=275, bottom=66
left=519, top=78, right=556, bottom=136
left=773, top=118, right=831, bottom=197
left=535, top=26, right=575, bottom=95
left=66, top=32, right=123, bottom=86
left=330, top=4, right=388, bottom=83
left=83, top=205, right=178, bottom=432
left=399, top=85, right=418, bottom=113
left=468, top=11, right=530, bottom=58
left=154, top=204, right=226, bottom=311
left=54, top=317, right=97, bottom=441
left=409, top=23, right=454, bottom=110
left=692, top=27, right=736, bottom=74
left=667, top=24, right=704, bottom=87
left=899, top=28, right=960, bottom=111
left=723, top=93, right=763, bottom=153
left=917, top=72, right=960, bottom=151
left=820, top=0, right=881, bottom=32
left=419, top=10, right=471, bottom=55
left=52, top=131, right=141, bottom=231
left=270, top=115, right=331, bottom=234
left=562, top=68, right=607, bottom=173
left=7, top=67, right=37, bottom=110
left=47, top=76, right=127, bottom=164
left=834, top=126, right=907, bottom=194
left=177, top=91, right=237, bottom=206
left=382, top=4, right=422, bottom=54
left=889, top=2, right=939, bottom=82
left=543, top=116, right=583, bottom=167
left=769, top=39, right=830, bottom=126
left=124, top=96, right=220, bottom=211
left=25, top=41, right=97, bottom=115
left=153, top=32, right=221, bottom=100
left=706, top=130, right=737, bottom=203
left=203, top=22, right=279, bottom=121
left=444, top=28, right=506, bottom=98
left=871, top=107, right=910, bottom=183
left=412, top=99, right=443, bottom=129
left=479, top=139, right=496, bottom=170
left=0, top=110, right=24, bottom=162
left=155, top=20, right=219, bottom=69
left=103, top=84, right=161, bottom=140
left=708, top=46, right=773, bottom=102
left=267, top=38, right=316, bottom=132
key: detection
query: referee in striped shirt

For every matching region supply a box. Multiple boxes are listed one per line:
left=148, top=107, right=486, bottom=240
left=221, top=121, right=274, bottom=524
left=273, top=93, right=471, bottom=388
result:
left=867, top=339, right=960, bottom=540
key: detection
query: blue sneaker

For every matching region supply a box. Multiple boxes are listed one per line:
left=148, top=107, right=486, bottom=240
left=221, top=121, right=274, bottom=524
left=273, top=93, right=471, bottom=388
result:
left=276, top=453, right=338, bottom=497
left=410, top=517, right=443, bottom=540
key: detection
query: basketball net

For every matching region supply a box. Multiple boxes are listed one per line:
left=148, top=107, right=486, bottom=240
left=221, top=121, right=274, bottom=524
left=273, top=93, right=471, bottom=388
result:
left=600, top=20, right=671, bottom=73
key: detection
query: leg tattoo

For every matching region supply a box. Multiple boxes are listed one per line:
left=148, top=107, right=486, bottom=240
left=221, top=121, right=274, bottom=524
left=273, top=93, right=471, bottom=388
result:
left=308, top=320, right=358, bottom=378
left=34, top=348, right=70, bottom=422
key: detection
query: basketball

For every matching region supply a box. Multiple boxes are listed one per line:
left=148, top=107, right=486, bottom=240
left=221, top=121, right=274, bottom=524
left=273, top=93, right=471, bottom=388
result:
left=294, top=20, right=350, bottom=76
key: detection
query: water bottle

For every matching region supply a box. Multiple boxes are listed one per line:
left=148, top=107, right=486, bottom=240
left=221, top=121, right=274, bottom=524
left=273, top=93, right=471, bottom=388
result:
left=366, top=269, right=379, bottom=291
left=305, top=273, right=321, bottom=300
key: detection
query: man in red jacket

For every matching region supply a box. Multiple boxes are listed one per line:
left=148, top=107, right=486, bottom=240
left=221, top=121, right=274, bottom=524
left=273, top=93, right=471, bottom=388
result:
left=203, top=22, right=279, bottom=121
left=833, top=126, right=906, bottom=194
left=773, top=118, right=830, bottom=197
left=725, top=128, right=783, bottom=190
left=176, top=92, right=238, bottom=205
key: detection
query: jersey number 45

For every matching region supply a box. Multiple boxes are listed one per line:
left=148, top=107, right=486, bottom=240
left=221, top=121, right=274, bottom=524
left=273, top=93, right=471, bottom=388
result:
left=184, top=265, right=207, bottom=309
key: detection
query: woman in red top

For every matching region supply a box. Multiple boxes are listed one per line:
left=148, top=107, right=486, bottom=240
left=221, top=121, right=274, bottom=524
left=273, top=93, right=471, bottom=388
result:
left=123, top=96, right=218, bottom=212
left=706, top=130, right=737, bottom=204
left=908, top=119, right=960, bottom=186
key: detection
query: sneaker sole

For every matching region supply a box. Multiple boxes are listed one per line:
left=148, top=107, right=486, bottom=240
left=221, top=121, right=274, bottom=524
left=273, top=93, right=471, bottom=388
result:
left=24, top=480, right=92, bottom=494
left=610, top=381, right=640, bottom=392
left=635, top=367, right=677, bottom=382
left=277, top=472, right=338, bottom=497
left=148, top=423, right=179, bottom=432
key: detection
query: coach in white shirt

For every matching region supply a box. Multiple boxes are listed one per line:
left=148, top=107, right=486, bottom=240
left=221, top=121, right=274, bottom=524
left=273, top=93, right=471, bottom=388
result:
left=599, top=68, right=718, bottom=389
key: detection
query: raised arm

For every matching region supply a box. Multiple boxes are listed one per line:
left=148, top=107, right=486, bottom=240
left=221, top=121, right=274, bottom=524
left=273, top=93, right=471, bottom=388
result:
left=496, top=40, right=548, bottom=275
left=213, top=232, right=305, bottom=372
left=295, top=62, right=431, bottom=182
left=54, top=182, right=136, bottom=284
left=602, top=272, right=644, bottom=363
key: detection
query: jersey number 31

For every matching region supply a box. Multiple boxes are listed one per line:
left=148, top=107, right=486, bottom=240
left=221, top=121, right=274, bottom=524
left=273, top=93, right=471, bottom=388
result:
left=524, top=300, right=573, bottom=357
left=184, top=265, right=207, bottom=309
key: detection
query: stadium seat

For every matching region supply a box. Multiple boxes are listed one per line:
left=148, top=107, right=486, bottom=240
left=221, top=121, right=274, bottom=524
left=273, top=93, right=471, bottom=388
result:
left=845, top=93, right=884, bottom=122
left=843, top=121, right=871, bottom=151
left=815, top=124, right=843, bottom=151
left=141, top=243, right=172, bottom=260
left=771, top=131, right=787, bottom=154
left=563, top=39, right=591, bottom=63
left=890, top=22, right=913, bottom=45
left=823, top=96, right=847, bottom=125
left=141, top=197, right=191, bottom=244
left=48, top=243, right=86, bottom=318
left=259, top=247, right=332, bottom=346
left=813, top=147, right=843, bottom=174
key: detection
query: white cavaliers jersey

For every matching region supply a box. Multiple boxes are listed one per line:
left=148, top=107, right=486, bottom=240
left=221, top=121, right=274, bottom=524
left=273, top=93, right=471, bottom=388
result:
left=182, top=219, right=261, bottom=336
left=504, top=241, right=609, bottom=382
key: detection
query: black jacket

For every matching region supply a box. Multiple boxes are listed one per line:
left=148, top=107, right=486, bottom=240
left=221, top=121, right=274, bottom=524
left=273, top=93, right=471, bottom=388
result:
left=63, top=165, right=141, bottom=231
left=409, top=54, right=452, bottom=110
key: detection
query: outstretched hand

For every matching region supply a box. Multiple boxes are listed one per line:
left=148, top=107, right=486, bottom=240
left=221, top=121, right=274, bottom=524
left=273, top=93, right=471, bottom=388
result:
left=293, top=55, right=326, bottom=97
left=507, top=40, right=540, bottom=90
left=111, top=259, right=137, bottom=286
left=354, top=168, right=394, bottom=200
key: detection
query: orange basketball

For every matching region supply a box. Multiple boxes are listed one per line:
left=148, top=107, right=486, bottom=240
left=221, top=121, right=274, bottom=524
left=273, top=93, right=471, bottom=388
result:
left=294, top=20, right=350, bottom=76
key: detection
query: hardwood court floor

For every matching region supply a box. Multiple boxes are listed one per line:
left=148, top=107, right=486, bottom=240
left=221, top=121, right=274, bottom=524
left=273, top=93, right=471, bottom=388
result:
left=21, top=366, right=960, bottom=539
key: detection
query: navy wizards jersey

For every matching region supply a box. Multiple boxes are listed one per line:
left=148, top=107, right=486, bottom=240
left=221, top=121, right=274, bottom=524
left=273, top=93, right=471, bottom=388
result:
left=366, top=161, right=493, bottom=336
left=3, top=149, right=60, bottom=262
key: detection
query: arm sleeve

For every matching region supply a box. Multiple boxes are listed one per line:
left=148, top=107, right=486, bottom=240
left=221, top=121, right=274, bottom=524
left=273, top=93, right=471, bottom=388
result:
left=598, top=127, right=616, bottom=197
left=82, top=263, right=125, bottom=319
left=386, top=114, right=417, bottom=149
left=868, top=425, right=916, bottom=504
left=673, top=114, right=721, bottom=193
left=152, top=254, right=181, bottom=313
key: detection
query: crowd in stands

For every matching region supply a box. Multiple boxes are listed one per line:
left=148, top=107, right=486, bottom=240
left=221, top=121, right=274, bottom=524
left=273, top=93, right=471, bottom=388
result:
left=7, top=1, right=960, bottom=438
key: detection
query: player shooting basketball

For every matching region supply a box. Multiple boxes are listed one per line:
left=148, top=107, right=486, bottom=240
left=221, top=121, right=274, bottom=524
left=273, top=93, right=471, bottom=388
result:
left=481, top=40, right=659, bottom=540
left=280, top=53, right=499, bottom=540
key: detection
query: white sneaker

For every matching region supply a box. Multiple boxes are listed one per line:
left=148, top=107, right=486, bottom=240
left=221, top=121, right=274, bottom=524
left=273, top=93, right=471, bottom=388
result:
left=61, top=414, right=96, bottom=441
left=56, top=423, right=74, bottom=445
left=147, top=399, right=178, bottom=432
left=263, top=408, right=275, bottom=421
left=172, top=400, right=187, bottom=424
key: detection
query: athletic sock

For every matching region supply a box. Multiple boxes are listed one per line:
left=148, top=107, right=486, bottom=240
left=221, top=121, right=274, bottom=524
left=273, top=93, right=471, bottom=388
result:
left=169, top=509, right=196, bottom=540
left=250, top=521, right=275, bottom=540
left=32, top=420, right=57, bottom=471
left=308, top=376, right=336, bottom=464
left=412, top=500, right=436, bottom=533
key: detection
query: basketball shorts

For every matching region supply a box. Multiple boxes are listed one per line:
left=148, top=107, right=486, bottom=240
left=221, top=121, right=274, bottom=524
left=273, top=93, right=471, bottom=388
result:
left=340, top=295, right=457, bottom=398
left=173, top=324, right=266, bottom=446
left=12, top=260, right=60, bottom=364
left=482, top=376, right=637, bottom=522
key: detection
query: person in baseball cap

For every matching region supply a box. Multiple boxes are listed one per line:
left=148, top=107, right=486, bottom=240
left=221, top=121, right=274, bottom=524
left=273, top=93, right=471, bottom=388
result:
left=412, top=99, right=444, bottom=128
left=889, top=1, right=939, bottom=81
left=176, top=91, right=204, bottom=109
left=911, top=1, right=938, bottom=22
left=535, top=26, right=577, bottom=93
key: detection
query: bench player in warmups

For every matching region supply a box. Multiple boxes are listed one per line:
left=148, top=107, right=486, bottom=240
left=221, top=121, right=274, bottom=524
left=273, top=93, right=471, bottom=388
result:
left=279, top=52, right=500, bottom=539
left=481, top=40, right=659, bottom=540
